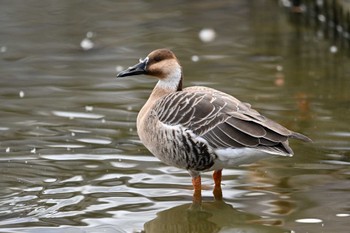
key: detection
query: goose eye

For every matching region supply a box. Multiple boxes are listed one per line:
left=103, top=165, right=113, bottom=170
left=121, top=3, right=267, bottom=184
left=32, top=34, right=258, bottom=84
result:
left=153, top=55, right=163, bottom=62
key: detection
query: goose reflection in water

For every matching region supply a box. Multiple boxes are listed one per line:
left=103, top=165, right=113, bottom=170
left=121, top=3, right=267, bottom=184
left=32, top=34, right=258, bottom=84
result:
left=142, top=200, right=287, bottom=233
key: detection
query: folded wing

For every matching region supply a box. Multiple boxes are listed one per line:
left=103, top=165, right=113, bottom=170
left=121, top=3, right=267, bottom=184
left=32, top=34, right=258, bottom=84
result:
left=153, top=86, right=311, bottom=156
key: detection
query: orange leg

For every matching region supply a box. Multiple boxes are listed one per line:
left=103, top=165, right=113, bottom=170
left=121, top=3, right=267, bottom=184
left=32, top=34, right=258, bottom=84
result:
left=192, top=175, right=202, bottom=204
left=213, top=169, right=223, bottom=200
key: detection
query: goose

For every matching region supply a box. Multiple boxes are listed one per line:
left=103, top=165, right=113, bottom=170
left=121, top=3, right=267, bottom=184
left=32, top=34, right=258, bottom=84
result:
left=116, top=48, right=311, bottom=203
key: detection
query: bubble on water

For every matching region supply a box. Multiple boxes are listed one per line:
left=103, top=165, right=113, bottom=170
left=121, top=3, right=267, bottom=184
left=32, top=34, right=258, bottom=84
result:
left=191, top=55, right=199, bottom=62
left=127, top=106, right=133, bottom=111
left=6, top=147, right=10, bottom=153
left=0, top=46, right=7, bottom=53
left=19, top=90, right=25, bottom=98
left=71, top=132, right=75, bottom=136
left=80, top=38, right=94, bottom=50
left=295, top=218, right=323, bottom=223
left=101, top=118, right=106, bottom=123
left=30, top=148, right=36, bottom=154
left=85, top=105, right=93, bottom=111
left=329, top=45, right=338, bottom=53
left=199, top=28, right=216, bottom=42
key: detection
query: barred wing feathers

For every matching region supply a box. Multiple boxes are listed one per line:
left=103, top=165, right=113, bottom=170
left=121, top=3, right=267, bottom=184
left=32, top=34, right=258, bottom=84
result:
left=153, top=86, right=310, bottom=156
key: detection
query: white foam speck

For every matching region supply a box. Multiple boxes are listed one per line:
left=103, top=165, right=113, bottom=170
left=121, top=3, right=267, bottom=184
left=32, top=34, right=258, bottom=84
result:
left=85, top=106, right=93, bottom=111
left=6, top=147, right=10, bottom=153
left=276, top=65, right=283, bottom=71
left=191, top=55, right=199, bottom=62
left=295, top=218, right=323, bottom=223
left=199, top=28, right=216, bottom=42
left=80, top=38, right=94, bottom=50
left=30, top=148, right=36, bottom=154
left=330, top=45, right=338, bottom=53
left=19, top=91, right=25, bottom=98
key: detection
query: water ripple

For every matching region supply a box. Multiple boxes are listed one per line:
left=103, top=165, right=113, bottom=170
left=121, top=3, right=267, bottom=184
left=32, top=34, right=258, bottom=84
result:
left=51, top=111, right=104, bottom=120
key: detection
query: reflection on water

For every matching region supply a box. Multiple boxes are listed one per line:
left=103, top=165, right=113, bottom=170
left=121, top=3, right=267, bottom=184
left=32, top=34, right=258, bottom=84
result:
left=144, top=200, right=285, bottom=233
left=0, top=0, right=350, bottom=232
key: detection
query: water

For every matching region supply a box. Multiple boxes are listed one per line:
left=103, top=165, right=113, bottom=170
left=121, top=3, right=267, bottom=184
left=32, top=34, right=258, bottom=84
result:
left=0, top=1, right=349, bottom=232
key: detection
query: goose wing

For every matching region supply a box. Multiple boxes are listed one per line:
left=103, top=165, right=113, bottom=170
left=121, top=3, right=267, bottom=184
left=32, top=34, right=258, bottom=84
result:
left=153, top=86, right=310, bottom=156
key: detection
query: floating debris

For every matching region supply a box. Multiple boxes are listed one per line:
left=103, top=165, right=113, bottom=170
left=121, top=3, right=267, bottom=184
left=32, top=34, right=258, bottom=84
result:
left=199, top=28, right=216, bottom=42
left=30, top=148, right=36, bottom=154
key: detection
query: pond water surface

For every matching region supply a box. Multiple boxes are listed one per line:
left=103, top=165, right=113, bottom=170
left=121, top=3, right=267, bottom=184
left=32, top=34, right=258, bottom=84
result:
left=0, top=1, right=349, bottom=233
